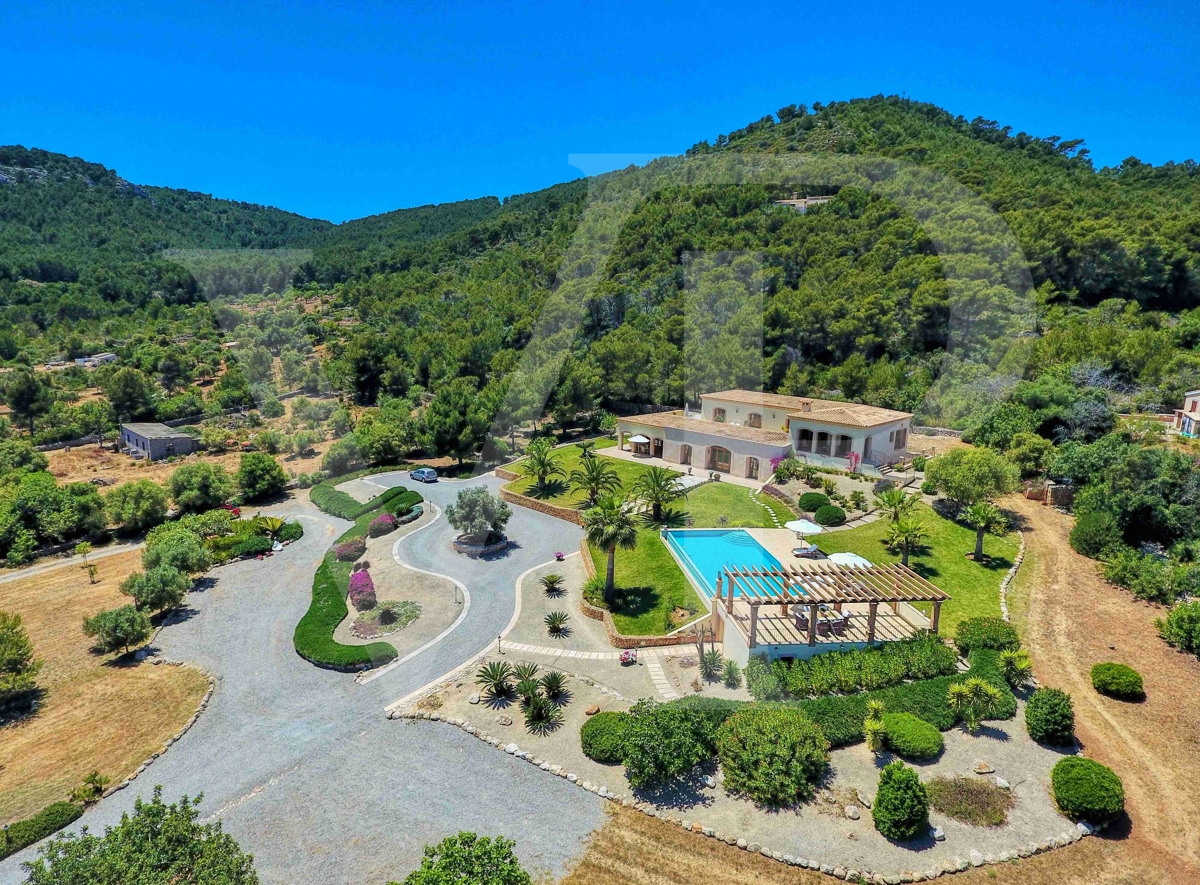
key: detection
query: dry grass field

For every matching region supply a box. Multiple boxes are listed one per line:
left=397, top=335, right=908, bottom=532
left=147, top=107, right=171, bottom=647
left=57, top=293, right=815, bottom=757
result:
left=0, top=550, right=208, bottom=822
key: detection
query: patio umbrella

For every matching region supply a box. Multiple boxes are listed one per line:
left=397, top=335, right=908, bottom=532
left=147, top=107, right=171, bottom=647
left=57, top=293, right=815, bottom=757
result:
left=628, top=434, right=650, bottom=443
left=784, top=518, right=823, bottom=537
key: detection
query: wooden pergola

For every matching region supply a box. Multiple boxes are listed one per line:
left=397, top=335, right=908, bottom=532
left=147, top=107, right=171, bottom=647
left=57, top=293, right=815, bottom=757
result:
left=716, top=561, right=950, bottom=648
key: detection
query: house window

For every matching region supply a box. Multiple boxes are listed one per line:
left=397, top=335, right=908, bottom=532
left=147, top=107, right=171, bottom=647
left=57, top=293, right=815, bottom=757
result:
left=815, top=432, right=831, bottom=456
left=707, top=446, right=732, bottom=472
left=834, top=434, right=853, bottom=457
left=747, top=412, right=762, bottom=428
left=888, top=431, right=895, bottom=441
left=747, top=457, right=759, bottom=480
left=1192, top=401, right=1198, bottom=413
left=894, top=428, right=908, bottom=451
left=713, top=408, right=726, bottom=423
left=796, top=428, right=813, bottom=452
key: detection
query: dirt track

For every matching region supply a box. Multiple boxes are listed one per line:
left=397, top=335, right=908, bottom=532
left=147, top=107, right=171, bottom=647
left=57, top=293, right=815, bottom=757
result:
left=1010, top=496, right=1200, bottom=885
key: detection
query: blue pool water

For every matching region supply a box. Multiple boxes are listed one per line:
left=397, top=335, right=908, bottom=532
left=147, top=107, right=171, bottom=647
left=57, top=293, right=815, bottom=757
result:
left=663, top=529, right=783, bottom=599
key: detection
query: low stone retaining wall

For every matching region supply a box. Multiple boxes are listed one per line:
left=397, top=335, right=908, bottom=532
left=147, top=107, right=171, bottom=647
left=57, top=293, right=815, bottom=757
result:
left=499, top=488, right=585, bottom=526
left=999, top=530, right=1026, bottom=623
left=494, top=466, right=521, bottom=481
left=913, top=425, right=964, bottom=438
left=102, top=661, right=215, bottom=798
left=394, top=710, right=1104, bottom=883
left=452, top=534, right=510, bottom=558
left=576, top=576, right=699, bottom=650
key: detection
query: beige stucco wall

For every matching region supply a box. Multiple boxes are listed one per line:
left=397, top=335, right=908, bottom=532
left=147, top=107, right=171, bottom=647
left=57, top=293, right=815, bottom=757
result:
left=791, top=417, right=910, bottom=464
left=699, top=396, right=791, bottom=431
left=616, top=418, right=790, bottom=480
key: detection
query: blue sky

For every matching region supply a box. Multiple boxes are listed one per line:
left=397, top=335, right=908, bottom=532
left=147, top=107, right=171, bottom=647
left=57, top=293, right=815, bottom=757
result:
left=1, top=1, right=1195, bottom=222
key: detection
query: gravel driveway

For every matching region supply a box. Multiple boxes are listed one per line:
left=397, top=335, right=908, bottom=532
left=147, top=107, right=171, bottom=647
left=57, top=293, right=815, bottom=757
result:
left=0, top=478, right=602, bottom=885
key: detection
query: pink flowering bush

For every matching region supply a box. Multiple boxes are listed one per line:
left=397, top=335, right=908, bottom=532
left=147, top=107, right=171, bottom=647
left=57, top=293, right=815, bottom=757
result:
left=368, top=513, right=398, bottom=538
left=348, top=569, right=377, bottom=611
left=335, top=537, right=367, bottom=561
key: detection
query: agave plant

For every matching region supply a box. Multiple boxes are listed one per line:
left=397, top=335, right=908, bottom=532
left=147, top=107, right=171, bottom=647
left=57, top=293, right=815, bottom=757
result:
left=523, top=694, right=564, bottom=734
left=513, top=661, right=540, bottom=682
left=545, top=610, right=570, bottom=636
left=699, top=649, right=724, bottom=681
left=539, top=670, right=567, bottom=701
left=475, top=661, right=514, bottom=698
left=948, top=677, right=1003, bottom=733
left=722, top=658, right=741, bottom=689
left=540, top=574, right=565, bottom=597
left=999, top=648, right=1033, bottom=688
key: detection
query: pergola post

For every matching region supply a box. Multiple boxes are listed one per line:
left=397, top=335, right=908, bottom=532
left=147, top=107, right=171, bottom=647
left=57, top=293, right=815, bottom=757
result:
left=618, top=429, right=625, bottom=452
left=807, top=603, right=818, bottom=647
left=716, top=573, right=723, bottom=606
left=930, top=599, right=942, bottom=635
left=748, top=604, right=759, bottom=649
left=867, top=601, right=879, bottom=644
left=725, top=572, right=735, bottom=614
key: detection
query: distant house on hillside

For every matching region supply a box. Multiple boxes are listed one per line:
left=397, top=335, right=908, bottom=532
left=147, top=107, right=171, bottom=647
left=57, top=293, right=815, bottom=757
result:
left=75, top=352, right=118, bottom=368
left=773, top=194, right=834, bottom=213
left=120, top=423, right=198, bottom=461
left=1173, top=389, right=1200, bottom=438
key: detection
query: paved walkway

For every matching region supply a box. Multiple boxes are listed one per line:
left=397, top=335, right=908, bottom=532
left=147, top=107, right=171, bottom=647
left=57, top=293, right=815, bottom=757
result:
left=644, top=649, right=681, bottom=700
left=0, top=477, right=604, bottom=885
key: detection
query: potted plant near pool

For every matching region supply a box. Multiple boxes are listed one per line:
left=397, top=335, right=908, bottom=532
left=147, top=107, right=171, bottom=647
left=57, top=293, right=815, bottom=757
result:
left=446, top=487, right=513, bottom=557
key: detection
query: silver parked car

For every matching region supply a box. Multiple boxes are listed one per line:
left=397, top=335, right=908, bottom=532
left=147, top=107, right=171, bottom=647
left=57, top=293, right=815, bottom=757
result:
left=410, top=467, right=438, bottom=483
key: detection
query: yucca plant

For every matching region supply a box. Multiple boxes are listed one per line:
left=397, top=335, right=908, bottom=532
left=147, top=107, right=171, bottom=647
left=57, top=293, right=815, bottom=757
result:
left=540, top=574, right=565, bottom=597
left=475, top=661, right=514, bottom=698
left=523, top=694, right=563, bottom=734
left=722, top=658, right=742, bottom=688
left=70, top=770, right=111, bottom=806
left=254, top=515, right=288, bottom=540
left=539, top=670, right=567, bottom=701
left=699, top=649, right=724, bottom=681
left=865, top=699, right=888, bottom=753
left=513, top=661, right=540, bottom=682
left=545, top=610, right=570, bottom=636
left=948, top=677, right=1004, bottom=733
left=999, top=648, right=1033, bottom=688
left=516, top=678, right=541, bottom=703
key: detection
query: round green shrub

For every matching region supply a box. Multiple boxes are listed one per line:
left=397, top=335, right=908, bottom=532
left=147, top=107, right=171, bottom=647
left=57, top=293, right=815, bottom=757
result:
left=715, top=706, right=829, bottom=806
left=1157, top=599, right=1200, bottom=654
left=813, top=504, right=846, bottom=527
left=1090, top=662, right=1144, bottom=700
left=872, top=760, right=929, bottom=841
left=1025, top=687, right=1075, bottom=745
left=798, top=492, right=830, bottom=513
left=1069, top=510, right=1123, bottom=558
left=1051, top=756, right=1124, bottom=821
left=920, top=478, right=937, bottom=495
left=881, top=712, right=944, bottom=760
left=911, top=454, right=928, bottom=472
left=953, top=616, right=1020, bottom=655
left=581, top=711, right=630, bottom=764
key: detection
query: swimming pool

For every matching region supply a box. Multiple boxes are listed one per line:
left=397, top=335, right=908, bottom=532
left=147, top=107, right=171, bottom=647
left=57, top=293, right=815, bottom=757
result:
left=663, top=529, right=783, bottom=599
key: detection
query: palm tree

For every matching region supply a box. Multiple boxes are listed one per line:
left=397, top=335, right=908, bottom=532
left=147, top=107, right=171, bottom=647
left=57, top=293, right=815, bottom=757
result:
left=255, top=515, right=287, bottom=540
left=577, top=440, right=596, bottom=459
left=962, top=502, right=1007, bottom=560
left=631, top=466, right=686, bottom=522
left=568, top=456, right=621, bottom=506
left=583, top=494, right=639, bottom=606
left=874, top=486, right=918, bottom=522
left=523, top=438, right=563, bottom=490
left=884, top=517, right=928, bottom=566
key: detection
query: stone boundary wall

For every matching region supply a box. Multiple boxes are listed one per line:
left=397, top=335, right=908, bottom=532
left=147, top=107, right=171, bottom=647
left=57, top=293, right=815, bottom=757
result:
left=102, top=661, right=215, bottom=799
left=580, top=538, right=596, bottom=577
left=499, top=488, right=585, bottom=526
left=495, top=466, right=521, bottom=481
left=912, top=425, right=964, bottom=438
left=394, top=710, right=1104, bottom=883
left=999, top=530, right=1026, bottom=623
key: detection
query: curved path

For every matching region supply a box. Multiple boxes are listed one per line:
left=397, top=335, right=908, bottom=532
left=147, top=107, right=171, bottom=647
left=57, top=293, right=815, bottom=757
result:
left=0, top=475, right=600, bottom=885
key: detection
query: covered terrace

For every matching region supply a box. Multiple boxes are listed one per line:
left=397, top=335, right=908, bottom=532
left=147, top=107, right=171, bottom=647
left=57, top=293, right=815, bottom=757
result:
left=711, top=560, right=949, bottom=663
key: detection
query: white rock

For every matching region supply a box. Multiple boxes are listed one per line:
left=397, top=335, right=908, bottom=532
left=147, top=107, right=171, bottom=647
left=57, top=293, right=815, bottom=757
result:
left=930, top=826, right=945, bottom=841
left=994, top=776, right=1011, bottom=790
left=969, top=850, right=984, bottom=867
left=468, top=693, right=480, bottom=704
left=845, top=805, right=861, bottom=820
left=736, top=838, right=747, bottom=849
left=1077, top=821, right=1094, bottom=836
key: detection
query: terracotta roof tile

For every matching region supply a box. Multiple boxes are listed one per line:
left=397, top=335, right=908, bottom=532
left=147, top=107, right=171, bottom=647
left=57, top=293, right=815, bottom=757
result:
left=703, top=389, right=910, bottom=428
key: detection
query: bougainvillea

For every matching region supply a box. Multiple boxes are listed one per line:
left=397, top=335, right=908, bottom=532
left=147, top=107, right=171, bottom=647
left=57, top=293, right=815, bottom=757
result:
left=348, top=569, right=377, bottom=611
left=368, top=513, right=398, bottom=538
left=335, top=537, right=367, bottom=561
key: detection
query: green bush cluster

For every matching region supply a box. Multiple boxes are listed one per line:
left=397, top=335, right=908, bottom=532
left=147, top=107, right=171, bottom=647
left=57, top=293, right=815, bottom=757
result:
left=1051, top=757, right=1125, bottom=822
left=1025, top=687, right=1075, bottom=745
left=881, top=712, right=944, bottom=760
left=746, top=637, right=959, bottom=700
left=0, top=801, right=83, bottom=861
left=813, top=504, right=846, bottom=526
left=276, top=520, right=304, bottom=543
left=1090, top=662, right=1144, bottom=700
left=715, top=706, right=829, bottom=806
left=872, top=761, right=929, bottom=841
left=953, top=616, right=1020, bottom=655
left=231, top=535, right=274, bottom=558
left=1069, top=510, right=1122, bottom=558
left=309, top=474, right=418, bottom=521
left=580, top=711, right=631, bottom=764
left=798, top=492, right=830, bottom=512
left=1157, top=600, right=1200, bottom=655
left=621, top=698, right=725, bottom=789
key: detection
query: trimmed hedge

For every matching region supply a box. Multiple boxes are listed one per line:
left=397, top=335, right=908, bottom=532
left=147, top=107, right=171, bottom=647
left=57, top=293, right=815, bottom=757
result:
left=813, top=504, right=846, bottom=527
left=1051, top=757, right=1125, bottom=821
left=1025, top=687, right=1075, bottom=745
left=873, top=761, right=929, bottom=841
left=1091, top=662, right=1144, bottom=700
left=798, top=492, right=830, bottom=512
left=882, top=712, right=944, bottom=760
left=0, top=801, right=83, bottom=861
left=231, top=535, right=274, bottom=558
left=310, top=476, right=415, bottom=521
left=292, top=488, right=421, bottom=671
left=953, top=616, right=1020, bottom=655
left=277, top=520, right=304, bottom=543
left=581, top=711, right=630, bottom=764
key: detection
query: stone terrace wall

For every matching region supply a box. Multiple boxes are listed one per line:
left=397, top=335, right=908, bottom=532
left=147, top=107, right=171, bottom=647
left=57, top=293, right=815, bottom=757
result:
left=499, top=488, right=585, bottom=526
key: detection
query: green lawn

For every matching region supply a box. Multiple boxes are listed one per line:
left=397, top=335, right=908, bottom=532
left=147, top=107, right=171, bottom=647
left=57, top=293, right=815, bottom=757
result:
left=814, top=504, right=1019, bottom=636
left=589, top=526, right=701, bottom=635
left=683, top=481, right=792, bottom=528
left=505, top=440, right=649, bottom=508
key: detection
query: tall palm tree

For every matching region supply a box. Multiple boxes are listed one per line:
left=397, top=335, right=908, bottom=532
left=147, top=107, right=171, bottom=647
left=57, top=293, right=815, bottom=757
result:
left=884, top=517, right=928, bottom=566
left=874, top=486, right=918, bottom=522
left=962, top=501, right=1007, bottom=560
left=523, top=438, right=563, bottom=490
left=631, top=466, right=686, bottom=522
left=583, top=494, right=639, bottom=606
left=568, top=456, right=621, bottom=506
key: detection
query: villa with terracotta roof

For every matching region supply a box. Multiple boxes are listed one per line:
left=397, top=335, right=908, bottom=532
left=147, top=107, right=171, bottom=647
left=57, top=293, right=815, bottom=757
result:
left=615, top=389, right=912, bottom=479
